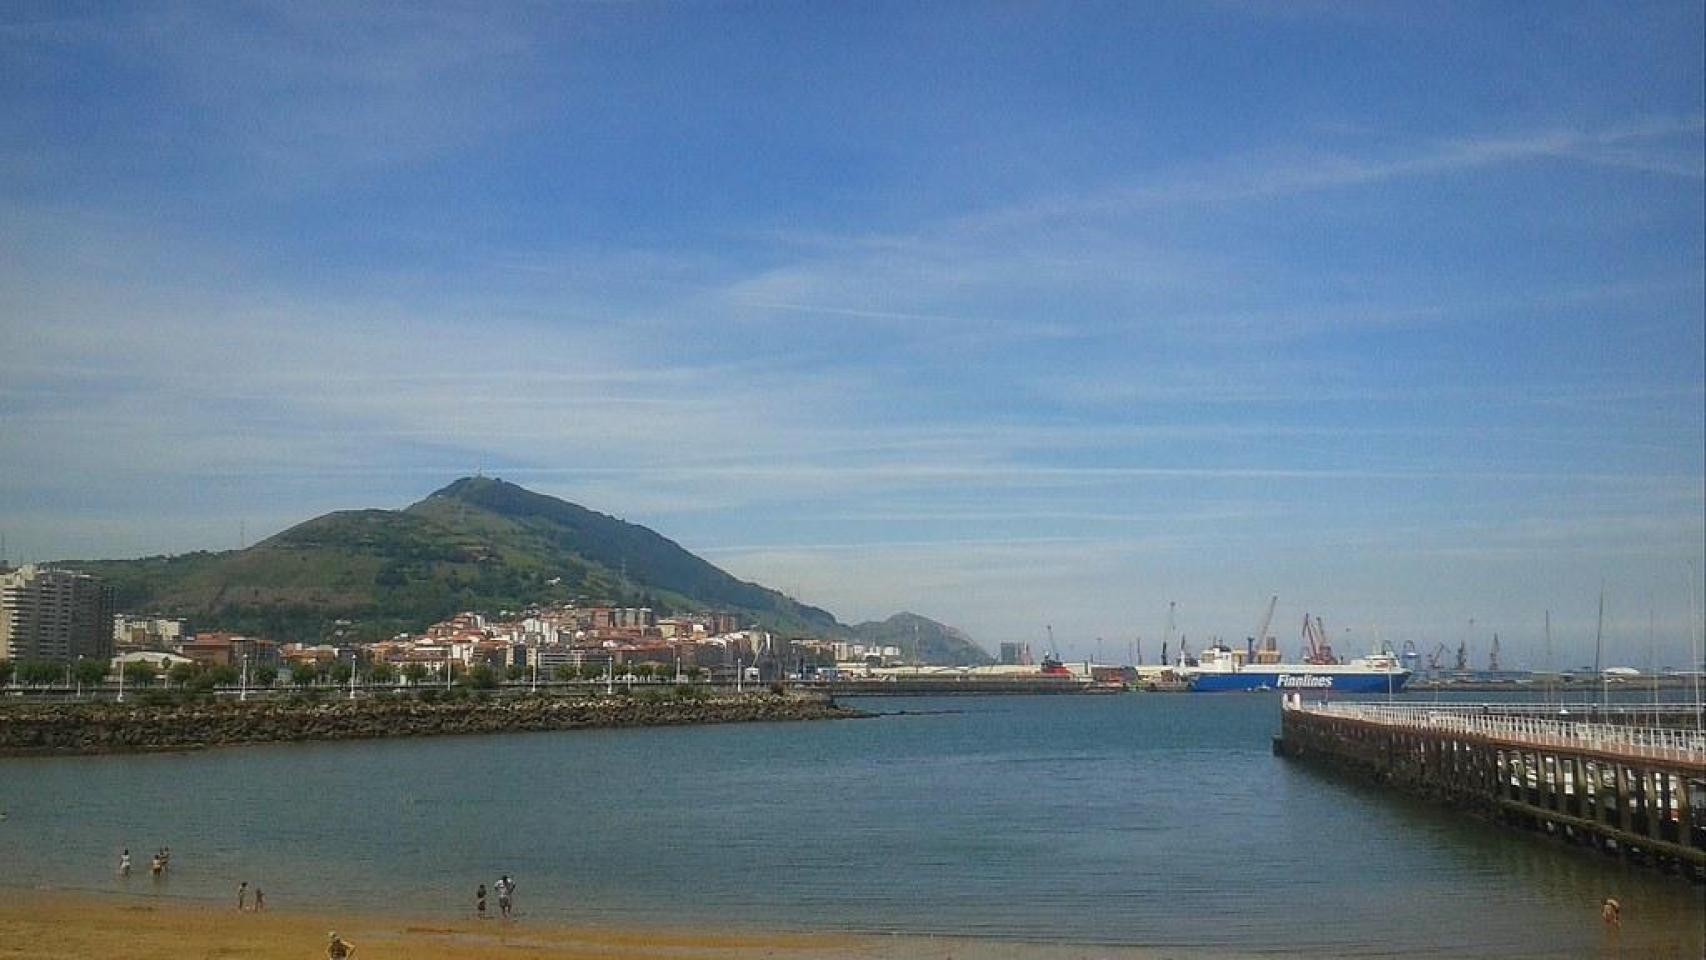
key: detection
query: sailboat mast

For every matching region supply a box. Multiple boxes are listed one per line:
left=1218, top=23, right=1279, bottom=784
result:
left=1594, top=588, right=1606, bottom=708
left=1543, top=610, right=1553, bottom=705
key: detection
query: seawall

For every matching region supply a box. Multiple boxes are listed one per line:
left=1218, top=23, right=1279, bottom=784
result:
left=0, top=692, right=862, bottom=757
left=1275, top=700, right=1706, bottom=880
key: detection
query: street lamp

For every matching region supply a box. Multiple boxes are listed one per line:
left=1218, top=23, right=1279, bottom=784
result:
left=240, top=654, right=249, bottom=702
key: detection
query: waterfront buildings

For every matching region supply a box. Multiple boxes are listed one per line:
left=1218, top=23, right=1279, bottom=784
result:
left=113, top=614, right=187, bottom=651
left=0, top=564, right=114, bottom=664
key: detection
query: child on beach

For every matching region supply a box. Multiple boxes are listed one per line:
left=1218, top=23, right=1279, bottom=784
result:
left=476, top=883, right=487, bottom=917
left=326, top=931, right=355, bottom=958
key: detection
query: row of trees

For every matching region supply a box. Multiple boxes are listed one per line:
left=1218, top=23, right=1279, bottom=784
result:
left=0, top=657, right=712, bottom=692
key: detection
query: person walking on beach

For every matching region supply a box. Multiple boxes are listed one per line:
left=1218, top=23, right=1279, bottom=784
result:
left=253, top=888, right=264, bottom=911
left=496, top=874, right=514, bottom=918
left=475, top=883, right=487, bottom=918
left=118, top=850, right=131, bottom=877
left=326, top=931, right=355, bottom=958
left=150, top=852, right=164, bottom=877
left=237, top=881, right=248, bottom=911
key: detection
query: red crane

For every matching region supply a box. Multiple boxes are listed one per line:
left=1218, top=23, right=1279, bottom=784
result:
left=1300, top=614, right=1339, bottom=665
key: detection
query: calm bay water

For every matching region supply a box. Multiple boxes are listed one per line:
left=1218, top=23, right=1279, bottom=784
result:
left=1, top=692, right=1701, bottom=957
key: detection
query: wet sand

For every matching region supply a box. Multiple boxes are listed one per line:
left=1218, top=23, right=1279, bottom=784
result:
left=0, top=889, right=1213, bottom=960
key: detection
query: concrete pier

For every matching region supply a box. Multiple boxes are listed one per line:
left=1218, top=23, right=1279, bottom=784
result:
left=1275, top=698, right=1706, bottom=879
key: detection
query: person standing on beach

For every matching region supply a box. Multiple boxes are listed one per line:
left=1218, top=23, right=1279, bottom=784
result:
left=326, top=931, right=355, bottom=958
left=237, top=881, right=248, bottom=911
left=253, top=888, right=264, bottom=911
left=150, top=852, right=164, bottom=877
left=475, top=883, right=487, bottom=917
left=118, top=850, right=131, bottom=877
left=496, top=874, right=514, bottom=918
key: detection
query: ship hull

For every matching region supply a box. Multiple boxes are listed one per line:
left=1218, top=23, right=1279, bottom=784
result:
left=1189, top=669, right=1410, bottom=693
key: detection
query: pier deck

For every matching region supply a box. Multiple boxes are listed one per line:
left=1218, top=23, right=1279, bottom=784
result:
left=1276, top=699, right=1706, bottom=879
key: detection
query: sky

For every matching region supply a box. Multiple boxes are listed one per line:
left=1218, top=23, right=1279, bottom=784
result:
left=2, top=2, right=1703, bottom=668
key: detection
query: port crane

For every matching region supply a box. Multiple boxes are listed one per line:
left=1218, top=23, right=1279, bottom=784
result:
left=1488, top=633, right=1500, bottom=672
left=1425, top=642, right=1447, bottom=672
left=1453, top=640, right=1467, bottom=672
left=1300, top=614, right=1339, bottom=665
left=1250, top=594, right=1280, bottom=664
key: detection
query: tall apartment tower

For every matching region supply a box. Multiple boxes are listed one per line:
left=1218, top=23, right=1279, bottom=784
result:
left=0, top=565, right=115, bottom=664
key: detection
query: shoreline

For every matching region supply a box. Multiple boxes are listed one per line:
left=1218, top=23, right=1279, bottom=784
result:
left=0, top=887, right=1245, bottom=960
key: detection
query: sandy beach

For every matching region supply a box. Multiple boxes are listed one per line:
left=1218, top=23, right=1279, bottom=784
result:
left=0, top=889, right=1211, bottom=960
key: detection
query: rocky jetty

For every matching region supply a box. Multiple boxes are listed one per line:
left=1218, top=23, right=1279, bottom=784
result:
left=0, top=692, right=861, bottom=756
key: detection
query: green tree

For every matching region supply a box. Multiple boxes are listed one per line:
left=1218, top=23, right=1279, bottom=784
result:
left=554, top=663, right=579, bottom=682
left=0, top=660, right=12, bottom=687
left=122, top=661, right=159, bottom=686
left=253, top=664, right=279, bottom=688
left=18, top=660, right=63, bottom=686
left=72, top=658, right=109, bottom=688
left=401, top=662, right=428, bottom=686
left=633, top=662, right=655, bottom=682
left=369, top=661, right=398, bottom=685
left=206, top=664, right=239, bottom=686
left=289, top=661, right=321, bottom=687
left=328, top=662, right=354, bottom=685
left=167, top=662, right=200, bottom=687
left=505, top=664, right=526, bottom=682
left=461, top=664, right=498, bottom=690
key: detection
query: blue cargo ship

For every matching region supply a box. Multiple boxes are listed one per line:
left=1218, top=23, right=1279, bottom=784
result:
left=1186, top=645, right=1410, bottom=693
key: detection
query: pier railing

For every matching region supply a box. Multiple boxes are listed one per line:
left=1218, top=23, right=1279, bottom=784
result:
left=1291, top=700, right=1706, bottom=766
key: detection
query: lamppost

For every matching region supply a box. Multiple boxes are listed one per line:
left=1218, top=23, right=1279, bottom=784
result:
left=240, top=654, right=249, bottom=702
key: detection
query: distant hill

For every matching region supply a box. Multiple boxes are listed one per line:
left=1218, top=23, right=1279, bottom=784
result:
left=850, top=612, right=994, bottom=666
left=70, top=477, right=989, bottom=663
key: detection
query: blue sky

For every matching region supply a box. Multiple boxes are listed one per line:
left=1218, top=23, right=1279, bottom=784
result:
left=3, top=2, right=1702, bottom=667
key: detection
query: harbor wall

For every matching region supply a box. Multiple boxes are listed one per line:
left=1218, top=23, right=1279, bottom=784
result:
left=0, top=692, right=860, bottom=757
left=1276, top=703, right=1706, bottom=880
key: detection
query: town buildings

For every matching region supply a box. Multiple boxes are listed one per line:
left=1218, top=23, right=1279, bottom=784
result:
left=0, top=564, right=114, bottom=664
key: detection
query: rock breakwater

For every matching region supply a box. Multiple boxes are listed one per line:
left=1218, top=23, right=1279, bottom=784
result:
left=0, top=692, right=862, bottom=756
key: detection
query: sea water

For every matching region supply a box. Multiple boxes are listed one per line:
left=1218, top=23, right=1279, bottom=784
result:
left=1, top=691, right=1700, bottom=958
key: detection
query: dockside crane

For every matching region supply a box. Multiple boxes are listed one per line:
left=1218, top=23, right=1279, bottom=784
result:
left=1251, top=594, right=1280, bottom=664
left=1425, top=643, right=1447, bottom=672
left=1300, top=614, right=1339, bottom=665
left=1488, top=633, right=1501, bottom=673
left=1453, top=640, right=1467, bottom=672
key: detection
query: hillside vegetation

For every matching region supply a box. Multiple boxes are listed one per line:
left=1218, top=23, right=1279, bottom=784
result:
left=70, top=478, right=991, bottom=664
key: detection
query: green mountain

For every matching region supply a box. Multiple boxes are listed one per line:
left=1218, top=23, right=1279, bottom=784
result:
left=72, top=478, right=989, bottom=663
